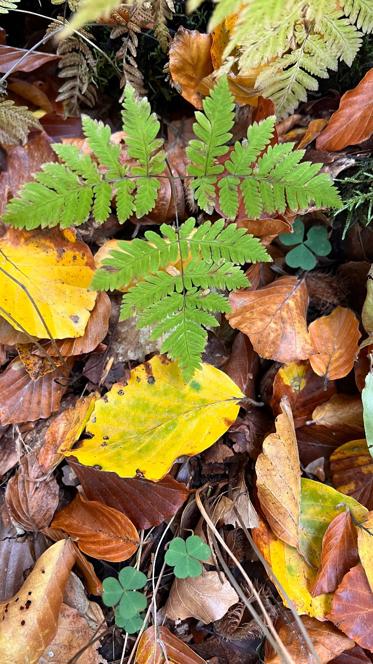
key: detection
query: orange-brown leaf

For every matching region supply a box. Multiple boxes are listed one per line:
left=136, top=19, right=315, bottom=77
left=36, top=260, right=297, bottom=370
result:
left=316, top=69, right=373, bottom=151
left=227, top=276, right=312, bottom=363
left=51, top=493, right=139, bottom=562
left=136, top=626, right=206, bottom=664
left=168, top=27, right=213, bottom=108
left=255, top=399, right=301, bottom=547
left=309, top=307, right=361, bottom=380
left=311, top=511, right=359, bottom=596
left=0, top=44, right=59, bottom=73
left=328, top=564, right=373, bottom=652
left=0, top=539, right=76, bottom=663
left=265, top=615, right=354, bottom=664
left=5, top=452, right=59, bottom=531
left=330, top=439, right=373, bottom=510
left=311, top=395, right=364, bottom=432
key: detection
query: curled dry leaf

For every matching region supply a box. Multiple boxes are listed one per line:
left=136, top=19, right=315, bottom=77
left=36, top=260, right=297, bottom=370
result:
left=299, top=478, right=366, bottom=569
left=63, top=357, right=242, bottom=481
left=330, top=439, right=373, bottom=510
left=0, top=44, right=60, bottom=73
left=308, top=307, right=361, bottom=380
left=253, top=518, right=332, bottom=620
left=0, top=228, right=96, bottom=339
left=357, top=511, right=373, bottom=592
left=265, top=615, right=354, bottom=664
left=0, top=357, right=73, bottom=425
left=165, top=571, right=238, bottom=624
left=135, top=626, right=206, bottom=664
left=255, top=398, right=300, bottom=547
left=69, top=461, right=189, bottom=530
left=227, top=277, right=313, bottom=363
left=168, top=27, right=213, bottom=108
left=316, top=69, right=373, bottom=151
left=311, top=395, right=364, bottom=433
left=328, top=564, right=373, bottom=652
left=0, top=539, right=76, bottom=664
left=51, top=493, right=139, bottom=562
left=5, top=452, right=59, bottom=532
left=38, top=394, right=97, bottom=472
left=270, top=361, right=336, bottom=427
left=311, top=511, right=359, bottom=596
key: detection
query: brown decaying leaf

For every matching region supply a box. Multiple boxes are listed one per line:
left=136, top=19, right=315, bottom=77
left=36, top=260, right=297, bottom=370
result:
left=0, top=539, right=76, bottom=663
left=227, top=277, right=313, bottom=363
left=265, top=615, right=354, bottom=664
left=330, top=439, right=373, bottom=510
left=17, top=343, right=65, bottom=381
left=316, top=69, right=373, bottom=151
left=39, top=603, right=107, bottom=664
left=165, top=571, right=238, bottom=624
left=0, top=426, right=18, bottom=478
left=0, top=44, right=60, bottom=73
left=222, top=333, right=259, bottom=399
left=308, top=307, right=361, bottom=380
left=270, top=361, right=336, bottom=427
left=311, top=511, right=359, bottom=596
left=0, top=357, right=73, bottom=425
left=7, top=78, right=54, bottom=114
left=51, top=492, right=139, bottom=562
left=135, top=626, right=206, bottom=664
left=328, top=564, right=373, bottom=652
left=69, top=460, right=189, bottom=530
left=38, top=394, right=97, bottom=472
left=311, top=395, right=364, bottom=432
left=255, top=398, right=300, bottom=547
left=5, top=452, right=59, bottom=532
left=329, top=645, right=373, bottom=664
left=296, top=118, right=328, bottom=149
left=168, top=27, right=213, bottom=108
left=0, top=317, right=31, bottom=345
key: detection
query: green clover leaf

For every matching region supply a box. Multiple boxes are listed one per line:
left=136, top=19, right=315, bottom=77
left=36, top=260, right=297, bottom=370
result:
left=102, top=577, right=123, bottom=607
left=118, top=567, right=147, bottom=590
left=286, top=244, right=317, bottom=270
left=305, top=225, right=332, bottom=256
left=102, top=567, right=148, bottom=631
left=115, top=608, right=144, bottom=634
left=165, top=535, right=211, bottom=579
left=279, top=220, right=331, bottom=271
left=279, top=218, right=305, bottom=245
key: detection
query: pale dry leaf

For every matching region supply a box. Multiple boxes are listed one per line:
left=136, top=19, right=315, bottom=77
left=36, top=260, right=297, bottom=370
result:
left=165, top=571, right=238, bottom=624
left=311, top=395, right=364, bottom=432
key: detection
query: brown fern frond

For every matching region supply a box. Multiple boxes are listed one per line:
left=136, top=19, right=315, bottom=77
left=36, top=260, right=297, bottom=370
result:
left=109, top=4, right=153, bottom=96
left=0, top=100, right=41, bottom=145
left=152, top=0, right=174, bottom=51
left=47, top=20, right=97, bottom=117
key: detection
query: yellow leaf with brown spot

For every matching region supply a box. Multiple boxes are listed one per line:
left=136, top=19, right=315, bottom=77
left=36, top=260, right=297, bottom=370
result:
left=256, top=398, right=301, bottom=547
left=62, top=356, right=243, bottom=481
left=0, top=228, right=96, bottom=339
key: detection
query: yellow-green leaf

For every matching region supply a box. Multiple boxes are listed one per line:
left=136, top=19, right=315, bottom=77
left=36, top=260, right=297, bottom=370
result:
left=63, top=356, right=243, bottom=481
left=0, top=228, right=97, bottom=339
left=253, top=518, right=332, bottom=620
left=300, top=478, right=367, bottom=568
left=357, top=511, right=373, bottom=592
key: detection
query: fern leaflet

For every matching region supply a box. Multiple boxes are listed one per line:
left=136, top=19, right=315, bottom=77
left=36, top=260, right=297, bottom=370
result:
left=0, top=0, right=20, bottom=13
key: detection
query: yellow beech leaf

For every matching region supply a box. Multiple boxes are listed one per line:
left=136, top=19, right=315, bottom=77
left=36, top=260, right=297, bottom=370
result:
left=0, top=228, right=97, bottom=339
left=357, top=511, right=373, bottom=592
left=255, top=398, right=301, bottom=548
left=253, top=518, right=332, bottom=620
left=63, top=356, right=243, bottom=480
left=300, top=478, right=367, bottom=568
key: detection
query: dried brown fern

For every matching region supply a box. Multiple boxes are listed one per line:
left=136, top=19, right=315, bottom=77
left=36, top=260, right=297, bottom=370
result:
left=0, top=100, right=42, bottom=145
left=47, top=20, right=97, bottom=117
left=153, top=0, right=174, bottom=51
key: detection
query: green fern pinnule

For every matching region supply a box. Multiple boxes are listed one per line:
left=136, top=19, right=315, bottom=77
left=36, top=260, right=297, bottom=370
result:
left=0, top=0, right=20, bottom=13
left=187, top=76, right=235, bottom=213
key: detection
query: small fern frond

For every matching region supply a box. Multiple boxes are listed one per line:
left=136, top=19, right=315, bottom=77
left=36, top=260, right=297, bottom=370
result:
left=319, top=9, right=362, bottom=65
left=341, top=0, right=373, bottom=33
left=153, top=0, right=174, bottom=50
left=81, top=115, right=123, bottom=179
left=0, top=100, right=41, bottom=145
left=187, top=76, right=235, bottom=213
left=0, top=0, right=20, bottom=13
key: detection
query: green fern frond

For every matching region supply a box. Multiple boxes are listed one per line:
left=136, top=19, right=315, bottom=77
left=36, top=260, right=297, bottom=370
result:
left=0, top=0, right=20, bottom=13
left=341, top=0, right=373, bottom=32
left=319, top=9, right=362, bottom=65
left=187, top=76, right=235, bottom=213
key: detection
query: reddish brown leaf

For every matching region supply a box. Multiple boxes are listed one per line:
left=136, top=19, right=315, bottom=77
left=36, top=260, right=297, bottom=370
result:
left=169, top=27, right=213, bottom=108
left=0, top=45, right=59, bottom=73
left=38, top=395, right=97, bottom=472
left=69, top=461, right=189, bottom=530
left=328, top=564, right=373, bottom=652
left=51, top=493, right=139, bottom=562
left=296, top=424, right=353, bottom=466
left=330, top=440, right=373, bottom=510
left=0, top=357, right=73, bottom=425
left=308, top=307, right=361, bottom=380
left=5, top=452, right=59, bottom=531
left=316, top=69, right=373, bottom=151
left=265, top=615, right=354, bottom=664
left=227, top=276, right=312, bottom=363
left=311, top=395, right=364, bottom=432
left=271, top=361, right=335, bottom=427
left=297, top=118, right=328, bottom=149
left=136, top=626, right=206, bottom=664
left=0, top=426, right=18, bottom=477
left=329, top=645, right=373, bottom=664
left=222, top=333, right=259, bottom=399
left=311, top=511, right=359, bottom=596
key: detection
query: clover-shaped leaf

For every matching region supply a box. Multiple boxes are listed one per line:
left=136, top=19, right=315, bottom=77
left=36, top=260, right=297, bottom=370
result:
left=165, top=535, right=211, bottom=579
left=115, top=609, right=144, bottom=634
left=279, top=219, right=331, bottom=271
left=102, top=567, right=148, bottom=632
